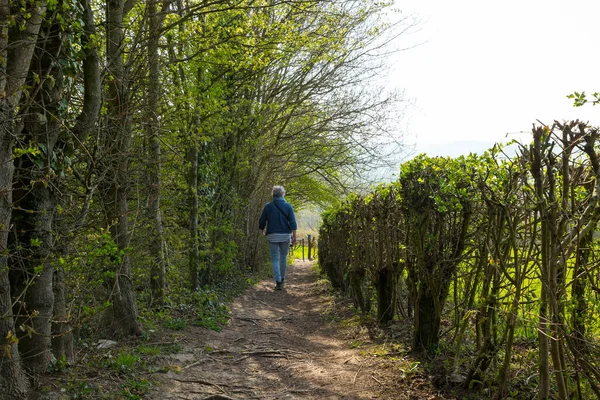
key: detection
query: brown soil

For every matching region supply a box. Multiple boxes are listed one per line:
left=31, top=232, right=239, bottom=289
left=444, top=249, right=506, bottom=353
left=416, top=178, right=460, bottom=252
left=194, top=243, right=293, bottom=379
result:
left=148, top=261, right=459, bottom=400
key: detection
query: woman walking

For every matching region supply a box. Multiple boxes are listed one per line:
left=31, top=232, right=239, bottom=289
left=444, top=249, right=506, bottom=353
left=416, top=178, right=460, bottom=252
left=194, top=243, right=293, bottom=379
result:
left=259, top=185, right=297, bottom=290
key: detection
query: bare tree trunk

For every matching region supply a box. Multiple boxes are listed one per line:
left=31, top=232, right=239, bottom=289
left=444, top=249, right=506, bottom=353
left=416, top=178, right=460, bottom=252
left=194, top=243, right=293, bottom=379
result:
left=51, top=0, right=100, bottom=362
left=102, top=193, right=141, bottom=336
left=494, top=208, right=533, bottom=400
left=0, top=123, right=28, bottom=396
left=101, top=0, right=141, bottom=336
left=452, top=239, right=485, bottom=375
left=531, top=128, right=550, bottom=400
left=9, top=1, right=77, bottom=372
left=375, top=266, right=396, bottom=324
left=349, top=267, right=370, bottom=313
left=0, top=0, right=48, bottom=393
left=547, top=154, right=568, bottom=400
left=51, top=268, right=73, bottom=363
left=494, top=289, right=521, bottom=400
left=571, top=229, right=592, bottom=351
left=145, top=0, right=167, bottom=306
left=466, top=247, right=499, bottom=385
left=413, top=285, right=441, bottom=353
left=187, top=146, right=199, bottom=290
left=538, top=203, right=550, bottom=400
left=72, top=0, right=101, bottom=141
left=410, top=205, right=471, bottom=354
left=10, top=182, right=55, bottom=373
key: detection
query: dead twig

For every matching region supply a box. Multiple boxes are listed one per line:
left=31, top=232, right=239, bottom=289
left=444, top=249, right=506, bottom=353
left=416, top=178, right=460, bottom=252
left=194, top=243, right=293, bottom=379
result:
left=254, top=329, right=282, bottom=335
left=353, top=364, right=364, bottom=385
left=234, top=348, right=293, bottom=362
left=237, top=317, right=260, bottom=325
left=272, top=315, right=293, bottom=321
left=173, top=378, right=228, bottom=394
left=279, top=348, right=306, bottom=355
left=242, top=350, right=288, bottom=358
left=208, top=349, right=233, bottom=355
left=371, top=375, right=384, bottom=386
left=242, top=349, right=275, bottom=354
left=252, top=299, right=270, bottom=307
left=184, top=358, right=212, bottom=369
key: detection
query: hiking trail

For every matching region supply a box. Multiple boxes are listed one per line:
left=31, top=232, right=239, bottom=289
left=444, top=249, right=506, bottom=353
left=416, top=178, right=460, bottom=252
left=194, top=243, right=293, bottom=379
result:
left=149, top=260, right=452, bottom=400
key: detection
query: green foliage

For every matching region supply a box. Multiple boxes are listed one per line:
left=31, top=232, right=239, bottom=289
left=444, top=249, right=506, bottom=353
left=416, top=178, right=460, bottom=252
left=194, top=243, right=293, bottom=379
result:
left=47, top=354, right=69, bottom=373
left=163, top=318, right=187, bottom=331
left=135, top=345, right=161, bottom=356
left=120, top=379, right=153, bottom=400
left=12, top=145, right=41, bottom=159
left=108, top=351, right=140, bottom=373
left=567, top=90, right=600, bottom=107
left=11, top=0, right=577, bottom=397
left=319, top=125, right=600, bottom=395
left=399, top=154, right=475, bottom=214
left=57, top=231, right=126, bottom=339
left=68, top=381, right=97, bottom=398
left=193, top=289, right=230, bottom=332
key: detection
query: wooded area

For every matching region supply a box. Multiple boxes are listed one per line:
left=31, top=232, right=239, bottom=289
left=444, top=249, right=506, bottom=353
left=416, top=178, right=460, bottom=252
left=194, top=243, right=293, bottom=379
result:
left=0, top=0, right=408, bottom=396
left=319, top=121, right=600, bottom=400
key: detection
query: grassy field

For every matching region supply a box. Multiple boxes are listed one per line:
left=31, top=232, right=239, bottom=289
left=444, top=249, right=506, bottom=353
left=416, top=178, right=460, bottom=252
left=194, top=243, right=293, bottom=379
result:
left=290, top=239, right=318, bottom=261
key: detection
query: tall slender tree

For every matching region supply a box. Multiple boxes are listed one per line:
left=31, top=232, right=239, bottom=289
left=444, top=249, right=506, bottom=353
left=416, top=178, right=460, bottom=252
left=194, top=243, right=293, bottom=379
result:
left=0, top=0, right=49, bottom=394
left=144, top=0, right=169, bottom=306
left=10, top=7, right=64, bottom=373
left=100, top=0, right=142, bottom=336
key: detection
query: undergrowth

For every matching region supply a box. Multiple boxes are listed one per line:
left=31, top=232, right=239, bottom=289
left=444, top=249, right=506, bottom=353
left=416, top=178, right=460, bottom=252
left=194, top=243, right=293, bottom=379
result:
left=311, top=261, right=541, bottom=400
left=36, top=265, right=266, bottom=399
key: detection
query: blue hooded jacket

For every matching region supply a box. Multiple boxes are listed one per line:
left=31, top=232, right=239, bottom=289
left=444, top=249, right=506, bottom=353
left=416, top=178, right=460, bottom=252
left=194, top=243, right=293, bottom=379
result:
left=258, top=197, right=297, bottom=234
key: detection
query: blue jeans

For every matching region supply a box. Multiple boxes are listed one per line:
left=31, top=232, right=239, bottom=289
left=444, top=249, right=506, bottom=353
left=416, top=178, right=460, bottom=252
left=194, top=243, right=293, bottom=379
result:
left=268, top=241, right=290, bottom=282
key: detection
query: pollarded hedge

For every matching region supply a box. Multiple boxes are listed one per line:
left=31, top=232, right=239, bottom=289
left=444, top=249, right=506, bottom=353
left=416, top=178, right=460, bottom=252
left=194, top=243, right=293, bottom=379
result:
left=319, top=121, right=600, bottom=399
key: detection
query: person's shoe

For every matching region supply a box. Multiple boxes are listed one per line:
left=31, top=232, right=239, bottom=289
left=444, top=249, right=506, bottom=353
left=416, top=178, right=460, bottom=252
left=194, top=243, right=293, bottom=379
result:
left=281, top=278, right=285, bottom=289
left=275, top=281, right=282, bottom=290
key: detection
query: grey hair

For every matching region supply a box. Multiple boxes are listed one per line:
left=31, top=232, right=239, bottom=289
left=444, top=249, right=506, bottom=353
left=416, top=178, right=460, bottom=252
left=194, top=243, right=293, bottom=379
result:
left=272, top=185, right=285, bottom=197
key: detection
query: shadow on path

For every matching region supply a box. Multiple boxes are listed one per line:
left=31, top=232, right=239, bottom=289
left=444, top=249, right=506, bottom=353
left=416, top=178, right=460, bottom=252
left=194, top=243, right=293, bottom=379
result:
left=149, top=260, right=388, bottom=400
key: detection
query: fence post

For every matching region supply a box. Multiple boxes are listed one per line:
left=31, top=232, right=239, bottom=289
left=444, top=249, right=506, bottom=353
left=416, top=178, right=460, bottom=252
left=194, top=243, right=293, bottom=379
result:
left=308, top=234, right=312, bottom=260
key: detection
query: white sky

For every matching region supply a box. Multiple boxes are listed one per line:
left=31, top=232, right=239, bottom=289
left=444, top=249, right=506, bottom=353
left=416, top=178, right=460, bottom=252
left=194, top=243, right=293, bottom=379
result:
left=388, top=0, right=600, bottom=158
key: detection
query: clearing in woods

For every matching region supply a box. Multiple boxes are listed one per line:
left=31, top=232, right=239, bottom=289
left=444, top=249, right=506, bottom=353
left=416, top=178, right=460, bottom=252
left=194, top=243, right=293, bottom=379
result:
left=149, top=261, right=458, bottom=400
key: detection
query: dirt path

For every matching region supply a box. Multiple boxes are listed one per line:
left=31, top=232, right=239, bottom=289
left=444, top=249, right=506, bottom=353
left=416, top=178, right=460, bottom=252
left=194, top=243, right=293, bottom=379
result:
left=144, top=261, right=454, bottom=400
left=148, top=260, right=425, bottom=400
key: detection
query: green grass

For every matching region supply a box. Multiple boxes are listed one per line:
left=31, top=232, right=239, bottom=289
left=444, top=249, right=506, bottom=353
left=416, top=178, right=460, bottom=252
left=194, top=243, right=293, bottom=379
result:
left=108, top=351, right=140, bottom=373
left=289, top=241, right=317, bottom=261
left=136, top=345, right=161, bottom=356
left=163, top=317, right=188, bottom=330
